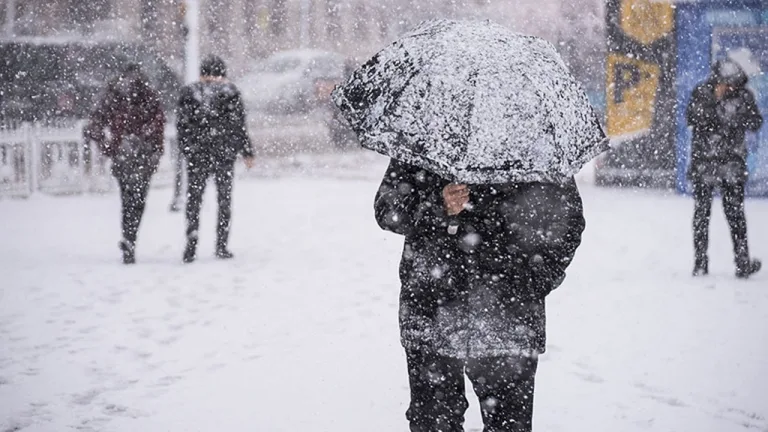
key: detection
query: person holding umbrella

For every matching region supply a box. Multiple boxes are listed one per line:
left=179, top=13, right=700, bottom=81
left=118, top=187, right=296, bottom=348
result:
left=333, top=20, right=607, bottom=432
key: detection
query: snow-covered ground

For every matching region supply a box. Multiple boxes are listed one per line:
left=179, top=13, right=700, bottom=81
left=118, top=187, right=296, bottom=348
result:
left=1, top=153, right=767, bottom=432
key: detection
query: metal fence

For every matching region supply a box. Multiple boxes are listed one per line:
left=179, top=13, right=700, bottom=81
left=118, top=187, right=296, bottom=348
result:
left=0, top=121, right=178, bottom=199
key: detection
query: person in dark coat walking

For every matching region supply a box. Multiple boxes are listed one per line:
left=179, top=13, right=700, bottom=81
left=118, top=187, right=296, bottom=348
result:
left=85, top=63, right=165, bottom=264
left=375, top=159, right=585, bottom=432
left=177, top=55, right=255, bottom=263
left=686, top=59, right=763, bottom=278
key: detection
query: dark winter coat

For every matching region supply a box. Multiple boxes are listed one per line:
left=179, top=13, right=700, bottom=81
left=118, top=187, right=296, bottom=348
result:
left=85, top=75, right=165, bottom=160
left=686, top=74, right=763, bottom=185
left=85, top=73, right=165, bottom=182
left=375, top=159, right=585, bottom=359
left=176, top=79, right=254, bottom=166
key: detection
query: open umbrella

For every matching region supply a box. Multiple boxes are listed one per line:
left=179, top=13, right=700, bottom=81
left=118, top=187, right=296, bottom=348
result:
left=332, top=19, right=608, bottom=184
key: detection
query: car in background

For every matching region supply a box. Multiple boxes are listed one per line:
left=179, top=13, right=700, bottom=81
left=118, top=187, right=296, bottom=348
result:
left=237, top=49, right=347, bottom=115
left=0, top=38, right=181, bottom=125
left=325, top=61, right=359, bottom=149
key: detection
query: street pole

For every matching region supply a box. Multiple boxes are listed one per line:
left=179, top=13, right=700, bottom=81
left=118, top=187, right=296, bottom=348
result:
left=184, top=0, right=201, bottom=84
left=5, top=0, right=16, bottom=37
left=299, top=0, right=309, bottom=48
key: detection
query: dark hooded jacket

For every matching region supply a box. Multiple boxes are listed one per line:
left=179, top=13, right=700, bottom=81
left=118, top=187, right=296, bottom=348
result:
left=686, top=60, right=763, bottom=185
left=85, top=67, right=165, bottom=160
left=176, top=78, right=254, bottom=164
left=375, top=159, right=585, bottom=358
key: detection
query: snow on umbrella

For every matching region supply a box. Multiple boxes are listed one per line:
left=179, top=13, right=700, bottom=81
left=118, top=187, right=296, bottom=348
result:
left=332, top=19, right=609, bottom=184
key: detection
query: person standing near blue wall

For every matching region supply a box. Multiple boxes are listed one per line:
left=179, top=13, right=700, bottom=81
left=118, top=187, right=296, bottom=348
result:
left=686, top=59, right=763, bottom=278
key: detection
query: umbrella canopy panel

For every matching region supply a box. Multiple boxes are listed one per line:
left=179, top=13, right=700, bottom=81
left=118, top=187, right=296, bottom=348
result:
left=334, top=20, right=607, bottom=184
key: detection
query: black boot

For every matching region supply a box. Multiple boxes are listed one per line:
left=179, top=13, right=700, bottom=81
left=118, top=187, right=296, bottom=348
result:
left=183, top=237, right=198, bottom=263
left=736, top=259, right=761, bottom=279
left=215, top=246, right=234, bottom=260
left=693, top=257, right=708, bottom=276
left=119, top=239, right=135, bottom=265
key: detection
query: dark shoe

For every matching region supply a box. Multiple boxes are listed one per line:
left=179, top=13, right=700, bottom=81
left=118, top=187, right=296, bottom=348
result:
left=215, top=248, right=234, bottom=260
left=183, top=240, right=197, bottom=264
left=119, top=239, right=135, bottom=265
left=736, top=259, right=761, bottom=279
left=693, top=257, right=708, bottom=276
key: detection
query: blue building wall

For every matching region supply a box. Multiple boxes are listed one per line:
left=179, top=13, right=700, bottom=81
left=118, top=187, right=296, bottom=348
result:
left=675, top=0, right=768, bottom=196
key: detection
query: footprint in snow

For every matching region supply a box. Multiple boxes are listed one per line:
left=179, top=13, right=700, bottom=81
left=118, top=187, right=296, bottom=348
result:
left=157, top=335, right=180, bottom=346
left=71, top=388, right=103, bottom=406
left=644, top=394, right=687, bottom=408
left=154, top=375, right=183, bottom=388
left=21, top=368, right=39, bottom=377
left=574, top=371, right=605, bottom=384
left=1, top=420, right=29, bottom=432
left=718, top=408, right=767, bottom=430
left=634, top=381, right=663, bottom=393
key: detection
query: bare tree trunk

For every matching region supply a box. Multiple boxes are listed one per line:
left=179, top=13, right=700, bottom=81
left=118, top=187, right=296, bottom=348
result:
left=299, top=0, right=309, bottom=47
left=270, top=0, right=287, bottom=36
left=325, top=0, right=340, bottom=39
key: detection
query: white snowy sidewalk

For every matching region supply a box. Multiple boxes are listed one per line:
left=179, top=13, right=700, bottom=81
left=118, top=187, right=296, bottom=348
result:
left=1, top=157, right=767, bottom=432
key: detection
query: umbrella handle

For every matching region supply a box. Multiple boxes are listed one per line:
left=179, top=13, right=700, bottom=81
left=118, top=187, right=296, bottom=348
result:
left=446, top=199, right=472, bottom=235
left=447, top=216, right=459, bottom=235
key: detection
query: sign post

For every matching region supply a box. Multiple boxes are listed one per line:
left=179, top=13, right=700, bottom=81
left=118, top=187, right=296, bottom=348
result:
left=183, top=0, right=201, bottom=84
left=600, top=0, right=677, bottom=188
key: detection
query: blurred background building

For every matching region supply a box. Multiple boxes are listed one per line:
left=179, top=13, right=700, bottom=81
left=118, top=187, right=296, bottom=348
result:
left=0, top=0, right=605, bottom=90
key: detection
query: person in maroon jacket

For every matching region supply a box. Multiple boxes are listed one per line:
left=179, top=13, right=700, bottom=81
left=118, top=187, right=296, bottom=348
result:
left=85, top=63, right=165, bottom=264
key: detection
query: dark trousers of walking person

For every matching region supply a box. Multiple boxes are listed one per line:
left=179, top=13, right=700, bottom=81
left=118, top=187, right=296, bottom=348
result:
left=117, top=174, right=151, bottom=264
left=406, top=350, right=538, bottom=432
left=184, top=159, right=234, bottom=262
left=693, top=181, right=749, bottom=271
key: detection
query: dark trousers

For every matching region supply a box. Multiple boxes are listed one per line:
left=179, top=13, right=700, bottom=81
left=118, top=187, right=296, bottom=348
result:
left=693, top=181, right=749, bottom=266
left=117, top=175, right=151, bottom=244
left=406, top=350, right=538, bottom=432
left=185, top=160, right=234, bottom=249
